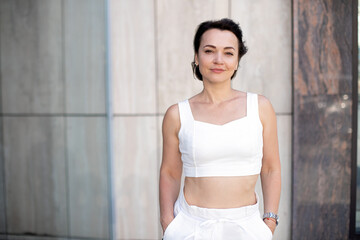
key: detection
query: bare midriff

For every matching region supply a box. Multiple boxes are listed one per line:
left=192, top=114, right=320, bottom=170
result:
left=183, top=175, right=259, bottom=209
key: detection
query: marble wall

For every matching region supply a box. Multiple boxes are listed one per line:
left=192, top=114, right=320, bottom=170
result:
left=0, top=0, right=292, bottom=239
left=292, top=0, right=353, bottom=239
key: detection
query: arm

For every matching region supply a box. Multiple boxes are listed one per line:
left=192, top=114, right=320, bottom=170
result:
left=258, top=95, right=281, bottom=234
left=159, top=104, right=183, bottom=233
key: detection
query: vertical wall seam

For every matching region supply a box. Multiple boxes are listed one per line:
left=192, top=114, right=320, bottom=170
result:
left=350, top=0, right=358, bottom=237
left=61, top=0, right=71, bottom=237
left=228, top=0, right=231, bottom=19
left=154, top=0, right=159, bottom=115
left=0, top=1, right=8, bottom=237
left=153, top=0, right=161, bottom=237
left=290, top=0, right=294, bottom=238
left=290, top=0, right=295, bottom=238
left=154, top=0, right=159, bottom=136
left=105, top=0, right=116, bottom=239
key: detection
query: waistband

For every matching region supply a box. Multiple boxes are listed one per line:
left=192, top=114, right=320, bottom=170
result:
left=178, top=187, right=259, bottom=221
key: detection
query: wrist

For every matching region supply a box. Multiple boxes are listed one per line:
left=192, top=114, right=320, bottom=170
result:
left=264, top=217, right=277, bottom=225
left=263, top=212, right=279, bottom=226
left=161, top=215, right=174, bottom=227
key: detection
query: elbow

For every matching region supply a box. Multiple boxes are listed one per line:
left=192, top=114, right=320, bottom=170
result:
left=160, top=165, right=182, bottom=182
left=260, top=162, right=281, bottom=176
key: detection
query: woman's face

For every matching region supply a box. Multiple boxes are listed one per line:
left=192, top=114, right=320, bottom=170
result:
left=195, top=29, right=239, bottom=83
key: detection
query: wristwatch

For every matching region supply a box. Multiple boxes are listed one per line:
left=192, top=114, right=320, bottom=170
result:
left=263, top=212, right=279, bottom=225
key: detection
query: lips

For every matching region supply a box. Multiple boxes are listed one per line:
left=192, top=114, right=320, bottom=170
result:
left=211, top=68, right=225, bottom=73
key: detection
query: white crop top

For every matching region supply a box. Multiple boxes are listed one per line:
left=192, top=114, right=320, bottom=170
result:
left=178, top=92, right=263, bottom=177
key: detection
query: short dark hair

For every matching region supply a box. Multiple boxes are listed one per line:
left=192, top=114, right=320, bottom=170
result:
left=191, top=18, right=248, bottom=81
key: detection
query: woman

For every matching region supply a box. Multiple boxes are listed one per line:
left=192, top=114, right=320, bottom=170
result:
left=159, top=18, right=281, bottom=240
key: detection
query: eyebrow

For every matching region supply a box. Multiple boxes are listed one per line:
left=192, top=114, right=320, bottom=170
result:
left=203, top=45, right=235, bottom=50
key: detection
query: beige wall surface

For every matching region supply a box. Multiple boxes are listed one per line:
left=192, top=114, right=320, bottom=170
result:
left=111, top=0, right=292, bottom=239
left=1, top=0, right=109, bottom=239
left=231, top=1, right=292, bottom=239
left=1, top=0, right=292, bottom=239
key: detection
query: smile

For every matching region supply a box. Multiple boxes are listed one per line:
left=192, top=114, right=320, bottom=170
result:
left=211, top=68, right=225, bottom=73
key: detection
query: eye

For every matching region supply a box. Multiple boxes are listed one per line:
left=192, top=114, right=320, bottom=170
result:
left=225, top=52, right=234, bottom=56
left=204, top=49, right=213, bottom=53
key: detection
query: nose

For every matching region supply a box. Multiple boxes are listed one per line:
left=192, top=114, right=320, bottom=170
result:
left=213, top=52, right=224, bottom=64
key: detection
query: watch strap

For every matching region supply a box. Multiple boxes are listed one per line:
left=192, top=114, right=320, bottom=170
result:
left=263, top=212, right=279, bottom=225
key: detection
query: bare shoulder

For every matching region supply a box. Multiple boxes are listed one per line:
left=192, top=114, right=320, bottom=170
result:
left=257, top=94, right=276, bottom=124
left=162, top=103, right=181, bottom=133
left=164, top=103, right=180, bottom=121
left=257, top=94, right=273, bottom=110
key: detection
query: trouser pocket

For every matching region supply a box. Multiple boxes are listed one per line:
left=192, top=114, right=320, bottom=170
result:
left=258, top=216, right=273, bottom=240
left=163, top=211, right=184, bottom=240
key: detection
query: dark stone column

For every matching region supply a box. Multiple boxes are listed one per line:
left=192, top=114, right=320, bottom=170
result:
left=292, top=0, right=353, bottom=239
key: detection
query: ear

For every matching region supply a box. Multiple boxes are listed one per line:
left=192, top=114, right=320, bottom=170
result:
left=195, top=54, right=199, bottom=65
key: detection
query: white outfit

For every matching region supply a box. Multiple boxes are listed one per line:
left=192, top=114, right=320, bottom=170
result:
left=163, top=93, right=272, bottom=239
left=163, top=189, right=273, bottom=240
left=178, top=92, right=263, bottom=177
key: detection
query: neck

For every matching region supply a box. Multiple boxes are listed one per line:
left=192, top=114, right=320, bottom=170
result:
left=201, top=79, right=235, bottom=104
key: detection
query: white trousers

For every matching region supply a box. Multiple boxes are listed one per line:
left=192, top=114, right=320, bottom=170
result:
left=163, top=189, right=273, bottom=240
